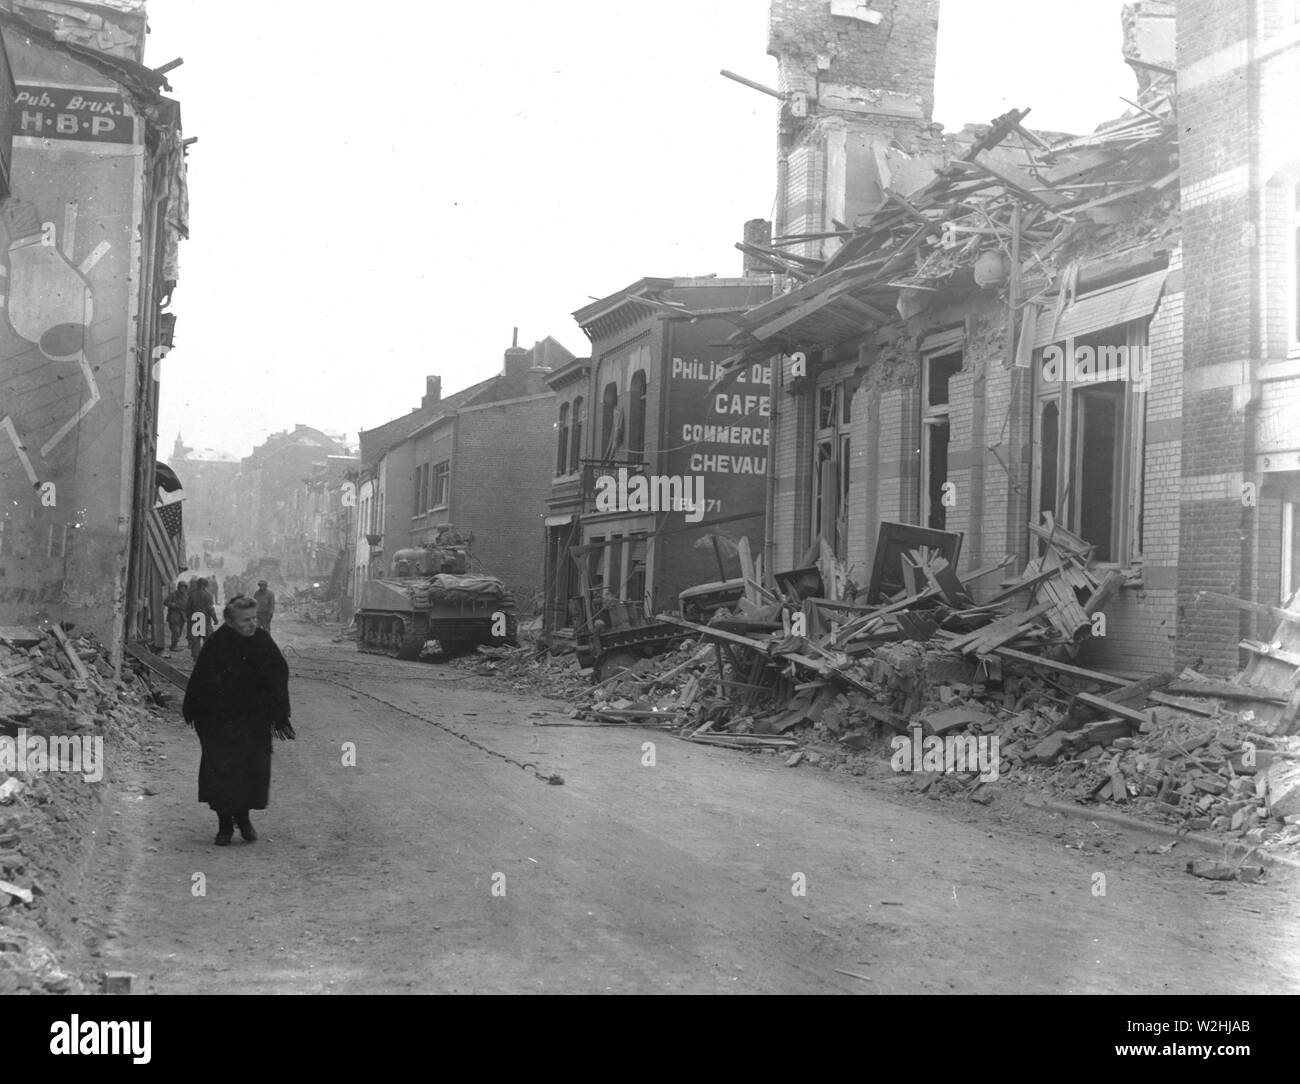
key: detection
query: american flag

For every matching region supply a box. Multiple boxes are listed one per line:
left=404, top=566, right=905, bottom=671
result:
left=156, top=498, right=183, bottom=537
left=147, top=486, right=185, bottom=583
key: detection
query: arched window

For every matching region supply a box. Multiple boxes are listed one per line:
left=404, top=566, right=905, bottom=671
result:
left=556, top=402, right=570, bottom=475
left=601, top=381, right=620, bottom=457
left=628, top=371, right=647, bottom=455
left=570, top=396, right=584, bottom=473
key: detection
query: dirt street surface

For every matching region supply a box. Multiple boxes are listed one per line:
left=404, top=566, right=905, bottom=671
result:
left=88, top=616, right=1300, bottom=994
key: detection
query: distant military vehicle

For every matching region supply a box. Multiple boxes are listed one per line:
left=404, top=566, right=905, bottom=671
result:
left=356, top=527, right=518, bottom=660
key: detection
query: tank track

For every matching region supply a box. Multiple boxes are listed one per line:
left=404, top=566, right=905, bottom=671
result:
left=357, top=612, right=429, bottom=660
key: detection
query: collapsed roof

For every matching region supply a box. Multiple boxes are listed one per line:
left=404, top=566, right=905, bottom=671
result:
left=717, top=69, right=1179, bottom=374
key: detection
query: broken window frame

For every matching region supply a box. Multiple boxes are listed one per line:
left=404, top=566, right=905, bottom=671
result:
left=811, top=365, right=856, bottom=559
left=919, top=330, right=963, bottom=532
left=1030, top=320, right=1148, bottom=567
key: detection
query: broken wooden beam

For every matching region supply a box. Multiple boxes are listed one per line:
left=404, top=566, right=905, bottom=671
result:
left=50, top=625, right=91, bottom=683
left=1164, top=679, right=1289, bottom=706
left=123, top=642, right=189, bottom=690
left=1074, top=691, right=1152, bottom=728
left=991, top=647, right=1130, bottom=686
left=1106, top=672, right=1172, bottom=705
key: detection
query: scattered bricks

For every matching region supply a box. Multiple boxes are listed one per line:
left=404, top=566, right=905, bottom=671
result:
left=1027, top=731, right=1068, bottom=763
left=1231, top=808, right=1248, bottom=831
left=1211, top=815, right=1232, bottom=831
left=1263, top=760, right=1300, bottom=819
left=1191, top=775, right=1227, bottom=795
left=1064, top=718, right=1134, bottom=752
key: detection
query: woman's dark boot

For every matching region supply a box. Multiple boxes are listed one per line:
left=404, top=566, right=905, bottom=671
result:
left=235, top=811, right=257, bottom=842
left=215, top=813, right=234, bottom=846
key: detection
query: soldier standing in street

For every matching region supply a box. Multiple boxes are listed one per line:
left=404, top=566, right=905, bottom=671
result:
left=254, top=579, right=276, bottom=632
left=164, top=579, right=189, bottom=653
left=186, top=577, right=218, bottom=661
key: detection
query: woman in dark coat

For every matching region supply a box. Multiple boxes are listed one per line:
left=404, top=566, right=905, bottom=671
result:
left=182, top=595, right=295, bottom=845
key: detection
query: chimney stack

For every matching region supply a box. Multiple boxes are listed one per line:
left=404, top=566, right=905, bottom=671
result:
left=743, top=219, right=773, bottom=276
left=422, top=375, right=442, bottom=410
left=503, top=328, right=531, bottom=380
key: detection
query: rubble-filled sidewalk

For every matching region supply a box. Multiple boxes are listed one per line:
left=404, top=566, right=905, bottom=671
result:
left=466, top=525, right=1300, bottom=879
left=0, top=625, right=167, bottom=993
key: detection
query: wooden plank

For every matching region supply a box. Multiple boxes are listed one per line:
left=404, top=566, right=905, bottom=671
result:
left=922, top=556, right=969, bottom=608
left=1106, top=672, right=1172, bottom=705
left=949, top=601, right=1054, bottom=655
left=0, top=625, right=43, bottom=647
left=737, top=535, right=757, bottom=605
left=123, top=642, right=189, bottom=690
left=50, top=624, right=91, bottom=682
left=1084, top=570, right=1123, bottom=615
left=1239, top=640, right=1300, bottom=668
left=958, top=556, right=1015, bottom=587
left=985, top=567, right=1059, bottom=605
left=972, top=156, right=1069, bottom=209
left=1164, top=679, right=1289, bottom=706
left=992, top=646, right=1129, bottom=686
left=1027, top=518, right=1092, bottom=557
left=1076, top=691, right=1152, bottom=727
left=1147, top=690, right=1218, bottom=717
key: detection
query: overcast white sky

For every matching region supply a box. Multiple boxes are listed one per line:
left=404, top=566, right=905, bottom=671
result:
left=150, top=0, right=1132, bottom=459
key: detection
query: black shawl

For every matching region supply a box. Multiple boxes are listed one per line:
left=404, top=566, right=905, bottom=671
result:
left=183, top=624, right=294, bottom=739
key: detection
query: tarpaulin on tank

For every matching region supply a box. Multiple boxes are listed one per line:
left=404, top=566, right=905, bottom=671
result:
left=427, top=574, right=507, bottom=603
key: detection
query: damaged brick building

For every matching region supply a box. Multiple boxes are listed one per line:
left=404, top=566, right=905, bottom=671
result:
left=354, top=334, right=570, bottom=612
left=714, top=0, right=1300, bottom=677
left=542, top=276, right=773, bottom=637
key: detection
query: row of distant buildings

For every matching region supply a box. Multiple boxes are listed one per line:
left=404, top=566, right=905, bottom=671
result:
left=172, top=0, right=1300, bottom=681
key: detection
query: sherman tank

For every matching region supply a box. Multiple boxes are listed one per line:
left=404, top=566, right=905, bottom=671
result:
left=356, top=528, right=518, bottom=660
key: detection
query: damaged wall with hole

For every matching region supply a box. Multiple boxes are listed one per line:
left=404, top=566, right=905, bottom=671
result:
left=769, top=0, right=944, bottom=264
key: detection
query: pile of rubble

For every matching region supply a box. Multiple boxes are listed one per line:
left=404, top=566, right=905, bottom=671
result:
left=483, top=520, right=1300, bottom=864
left=0, top=624, right=165, bottom=993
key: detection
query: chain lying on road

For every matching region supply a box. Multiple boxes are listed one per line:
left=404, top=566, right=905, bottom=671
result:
left=300, top=670, right=566, bottom=787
